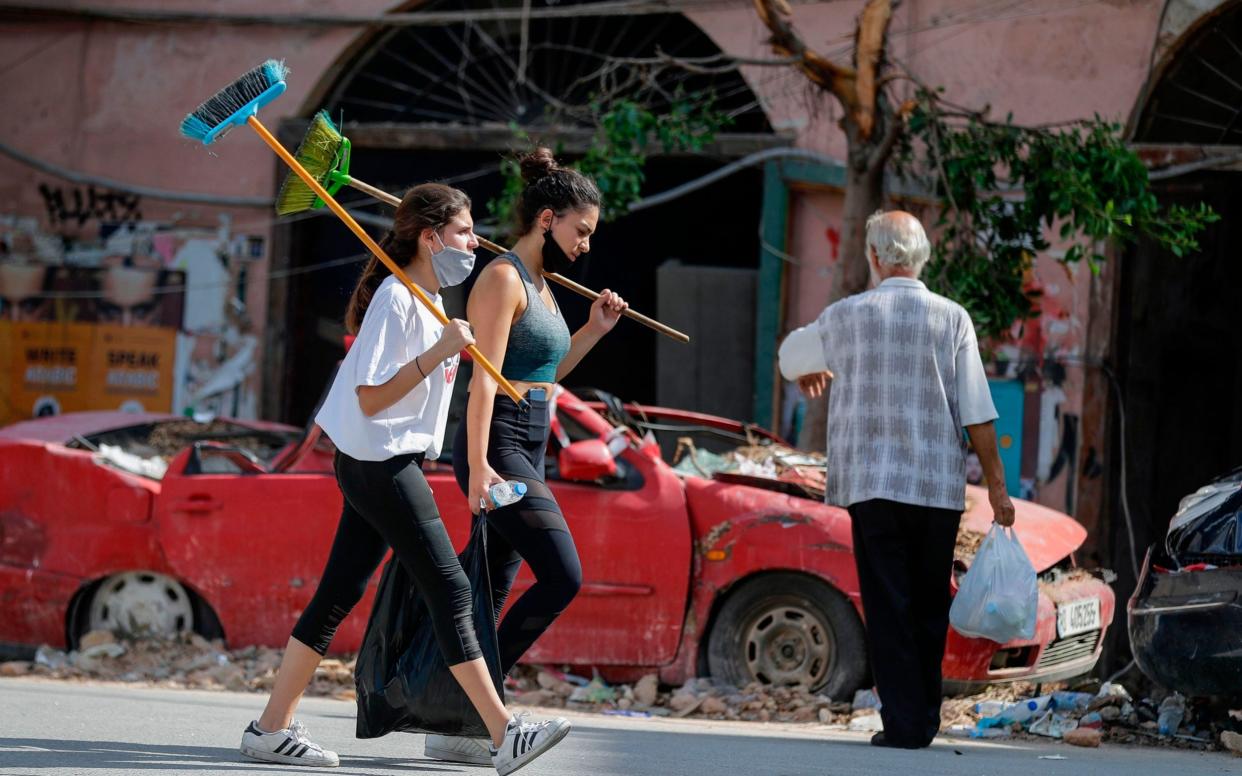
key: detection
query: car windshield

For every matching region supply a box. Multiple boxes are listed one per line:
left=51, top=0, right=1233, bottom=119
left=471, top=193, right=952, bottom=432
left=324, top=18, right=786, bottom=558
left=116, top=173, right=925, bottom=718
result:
left=67, top=420, right=299, bottom=480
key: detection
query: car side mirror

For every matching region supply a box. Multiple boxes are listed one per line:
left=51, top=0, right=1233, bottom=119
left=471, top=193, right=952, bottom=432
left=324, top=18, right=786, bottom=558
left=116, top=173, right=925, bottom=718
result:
left=557, top=438, right=617, bottom=482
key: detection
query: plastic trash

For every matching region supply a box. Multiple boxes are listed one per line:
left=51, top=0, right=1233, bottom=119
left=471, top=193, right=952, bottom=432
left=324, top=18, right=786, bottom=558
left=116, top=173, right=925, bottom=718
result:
left=1079, top=711, right=1104, bottom=729
left=946, top=724, right=1010, bottom=739
left=488, top=480, right=527, bottom=509
left=978, top=696, right=1052, bottom=728
left=950, top=525, right=1038, bottom=643
left=569, top=676, right=616, bottom=704
left=1029, top=710, right=1079, bottom=739
left=974, top=700, right=1006, bottom=717
left=354, top=516, right=502, bottom=738
left=1158, top=693, right=1186, bottom=736
left=852, top=688, right=882, bottom=710
left=1165, top=468, right=1242, bottom=566
left=1051, top=691, right=1095, bottom=712
left=34, top=646, right=67, bottom=670
left=848, top=714, right=884, bottom=732
left=1097, top=682, right=1131, bottom=699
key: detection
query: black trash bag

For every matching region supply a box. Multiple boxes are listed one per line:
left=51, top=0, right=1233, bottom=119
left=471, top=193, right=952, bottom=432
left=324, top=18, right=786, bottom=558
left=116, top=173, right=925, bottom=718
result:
left=355, top=515, right=502, bottom=739
left=1165, top=466, right=1242, bottom=566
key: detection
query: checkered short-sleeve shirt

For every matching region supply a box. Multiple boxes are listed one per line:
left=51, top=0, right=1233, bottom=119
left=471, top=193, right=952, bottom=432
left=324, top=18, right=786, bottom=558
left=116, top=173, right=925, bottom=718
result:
left=780, top=278, right=997, bottom=511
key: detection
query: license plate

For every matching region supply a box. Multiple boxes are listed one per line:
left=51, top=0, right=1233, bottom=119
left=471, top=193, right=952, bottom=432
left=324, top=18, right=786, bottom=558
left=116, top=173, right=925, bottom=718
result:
left=1057, top=598, right=1101, bottom=638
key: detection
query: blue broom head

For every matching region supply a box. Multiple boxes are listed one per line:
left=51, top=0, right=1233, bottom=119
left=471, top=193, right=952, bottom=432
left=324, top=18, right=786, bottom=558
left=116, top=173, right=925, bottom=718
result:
left=180, top=60, right=289, bottom=145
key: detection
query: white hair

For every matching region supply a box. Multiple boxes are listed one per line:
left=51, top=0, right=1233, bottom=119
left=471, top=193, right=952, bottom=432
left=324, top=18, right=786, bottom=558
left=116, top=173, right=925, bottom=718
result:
left=865, top=210, right=930, bottom=273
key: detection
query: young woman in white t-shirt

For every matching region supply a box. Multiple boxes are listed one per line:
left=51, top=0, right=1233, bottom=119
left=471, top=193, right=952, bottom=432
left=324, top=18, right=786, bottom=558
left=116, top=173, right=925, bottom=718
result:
left=238, top=184, right=570, bottom=774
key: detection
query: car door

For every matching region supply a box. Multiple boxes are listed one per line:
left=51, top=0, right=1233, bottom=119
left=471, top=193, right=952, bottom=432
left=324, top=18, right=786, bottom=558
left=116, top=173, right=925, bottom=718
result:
left=531, top=442, right=693, bottom=667
left=156, top=444, right=353, bottom=649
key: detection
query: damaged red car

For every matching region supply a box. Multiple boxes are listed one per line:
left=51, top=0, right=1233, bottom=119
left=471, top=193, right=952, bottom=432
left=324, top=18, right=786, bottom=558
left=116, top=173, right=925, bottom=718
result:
left=0, top=389, right=1114, bottom=699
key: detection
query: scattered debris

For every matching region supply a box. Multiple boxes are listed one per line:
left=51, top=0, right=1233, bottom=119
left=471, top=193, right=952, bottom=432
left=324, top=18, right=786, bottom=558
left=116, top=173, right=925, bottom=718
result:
left=94, top=443, right=169, bottom=480
left=1221, top=730, right=1242, bottom=757
left=508, top=669, right=844, bottom=724
left=1064, top=728, right=1103, bottom=748
left=6, top=632, right=1242, bottom=756
left=852, top=688, right=881, bottom=711
left=848, top=714, right=884, bottom=732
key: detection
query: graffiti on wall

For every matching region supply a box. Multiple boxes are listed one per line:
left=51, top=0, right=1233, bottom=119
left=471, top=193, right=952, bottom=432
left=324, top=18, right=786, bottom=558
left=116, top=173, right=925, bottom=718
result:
left=38, top=184, right=142, bottom=228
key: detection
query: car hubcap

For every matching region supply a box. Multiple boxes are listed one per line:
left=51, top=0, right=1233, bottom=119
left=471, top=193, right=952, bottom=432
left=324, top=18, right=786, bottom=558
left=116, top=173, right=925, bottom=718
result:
left=88, top=572, right=195, bottom=638
left=743, top=603, right=832, bottom=688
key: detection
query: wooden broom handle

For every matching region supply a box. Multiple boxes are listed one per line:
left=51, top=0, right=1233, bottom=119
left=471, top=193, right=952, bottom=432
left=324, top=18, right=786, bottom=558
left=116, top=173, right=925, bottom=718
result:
left=247, top=116, right=527, bottom=408
left=346, top=179, right=691, bottom=344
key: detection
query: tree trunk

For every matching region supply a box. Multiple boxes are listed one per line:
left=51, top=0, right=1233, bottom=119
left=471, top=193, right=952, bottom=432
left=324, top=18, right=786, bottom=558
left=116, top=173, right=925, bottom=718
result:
left=796, top=114, right=887, bottom=452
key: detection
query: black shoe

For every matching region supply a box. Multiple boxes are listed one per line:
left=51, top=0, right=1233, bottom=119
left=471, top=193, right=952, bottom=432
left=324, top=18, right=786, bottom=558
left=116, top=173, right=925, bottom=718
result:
left=870, top=732, right=926, bottom=750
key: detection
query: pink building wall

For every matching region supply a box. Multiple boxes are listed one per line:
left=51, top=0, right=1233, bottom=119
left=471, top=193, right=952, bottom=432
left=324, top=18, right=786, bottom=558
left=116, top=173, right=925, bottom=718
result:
left=0, top=0, right=1211, bottom=524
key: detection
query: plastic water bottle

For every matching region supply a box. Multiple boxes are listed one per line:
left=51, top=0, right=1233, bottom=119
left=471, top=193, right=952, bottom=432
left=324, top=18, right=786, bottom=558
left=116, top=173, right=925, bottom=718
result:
left=989, top=696, right=1052, bottom=727
left=1157, top=693, right=1185, bottom=736
left=488, top=480, right=527, bottom=509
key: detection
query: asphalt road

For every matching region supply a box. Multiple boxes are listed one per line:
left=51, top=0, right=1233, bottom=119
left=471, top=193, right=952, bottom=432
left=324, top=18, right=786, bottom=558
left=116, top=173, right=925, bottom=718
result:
left=0, top=679, right=1236, bottom=776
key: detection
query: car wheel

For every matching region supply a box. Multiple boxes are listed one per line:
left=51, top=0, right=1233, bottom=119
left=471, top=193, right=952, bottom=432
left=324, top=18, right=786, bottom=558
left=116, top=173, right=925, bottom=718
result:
left=68, top=571, right=220, bottom=646
left=707, top=573, right=867, bottom=700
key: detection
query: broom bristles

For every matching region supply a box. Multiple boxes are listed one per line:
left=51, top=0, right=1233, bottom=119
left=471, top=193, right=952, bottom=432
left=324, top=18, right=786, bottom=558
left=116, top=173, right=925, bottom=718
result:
left=275, top=111, right=346, bottom=216
left=180, top=60, right=288, bottom=143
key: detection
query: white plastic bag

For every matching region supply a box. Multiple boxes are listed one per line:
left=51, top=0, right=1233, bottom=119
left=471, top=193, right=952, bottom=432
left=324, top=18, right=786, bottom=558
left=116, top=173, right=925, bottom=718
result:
left=950, top=524, right=1037, bottom=643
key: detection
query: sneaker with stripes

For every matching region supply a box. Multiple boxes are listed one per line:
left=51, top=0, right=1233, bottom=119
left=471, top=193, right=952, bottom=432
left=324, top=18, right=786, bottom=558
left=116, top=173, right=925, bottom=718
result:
left=424, top=733, right=492, bottom=766
left=490, top=713, right=571, bottom=776
left=240, top=719, right=340, bottom=767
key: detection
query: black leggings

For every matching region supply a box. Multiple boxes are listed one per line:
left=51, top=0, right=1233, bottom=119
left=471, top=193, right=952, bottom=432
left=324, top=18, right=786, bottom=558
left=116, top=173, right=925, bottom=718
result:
left=291, top=451, right=482, bottom=665
left=453, top=392, right=582, bottom=674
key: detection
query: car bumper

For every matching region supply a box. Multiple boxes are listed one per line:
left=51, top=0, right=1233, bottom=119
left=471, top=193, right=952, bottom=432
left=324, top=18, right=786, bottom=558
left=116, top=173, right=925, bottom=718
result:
left=0, top=563, right=83, bottom=650
left=944, top=573, right=1116, bottom=693
left=1129, top=549, right=1242, bottom=697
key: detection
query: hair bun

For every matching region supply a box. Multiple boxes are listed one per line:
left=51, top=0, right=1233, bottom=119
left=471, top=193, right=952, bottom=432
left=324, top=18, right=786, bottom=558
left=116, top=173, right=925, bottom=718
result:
left=518, top=147, right=558, bottom=184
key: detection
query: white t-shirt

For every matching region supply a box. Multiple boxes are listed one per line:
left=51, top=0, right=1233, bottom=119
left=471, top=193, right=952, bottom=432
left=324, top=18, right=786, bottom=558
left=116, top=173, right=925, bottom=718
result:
left=315, top=275, right=460, bottom=461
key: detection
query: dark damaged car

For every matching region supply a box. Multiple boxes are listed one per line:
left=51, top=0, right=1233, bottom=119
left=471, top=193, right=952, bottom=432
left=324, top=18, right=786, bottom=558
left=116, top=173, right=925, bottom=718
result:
left=1130, top=466, right=1242, bottom=697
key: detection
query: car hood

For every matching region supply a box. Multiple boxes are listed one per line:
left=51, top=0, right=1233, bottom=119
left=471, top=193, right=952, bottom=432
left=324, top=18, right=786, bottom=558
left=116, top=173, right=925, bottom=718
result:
left=960, top=484, right=1086, bottom=571
left=687, top=472, right=1084, bottom=572
left=0, top=411, right=181, bottom=444
left=0, top=411, right=301, bottom=446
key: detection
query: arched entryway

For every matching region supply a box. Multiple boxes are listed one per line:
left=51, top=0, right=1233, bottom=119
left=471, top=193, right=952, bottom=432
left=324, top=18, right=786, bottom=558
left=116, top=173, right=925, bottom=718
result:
left=264, top=0, right=784, bottom=426
left=1107, top=0, right=1242, bottom=646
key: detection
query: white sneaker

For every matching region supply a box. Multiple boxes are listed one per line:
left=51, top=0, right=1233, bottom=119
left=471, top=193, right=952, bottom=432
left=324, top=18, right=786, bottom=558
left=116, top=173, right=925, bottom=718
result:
left=490, top=713, right=571, bottom=776
left=424, top=733, right=492, bottom=766
left=240, top=719, right=340, bottom=767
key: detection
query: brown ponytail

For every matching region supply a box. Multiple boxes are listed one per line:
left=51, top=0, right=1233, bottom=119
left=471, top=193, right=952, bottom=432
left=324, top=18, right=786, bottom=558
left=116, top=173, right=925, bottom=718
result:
left=344, top=183, right=471, bottom=334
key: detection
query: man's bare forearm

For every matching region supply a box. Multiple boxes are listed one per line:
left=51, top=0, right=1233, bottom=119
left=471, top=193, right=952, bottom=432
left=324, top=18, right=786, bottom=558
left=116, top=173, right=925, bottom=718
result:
left=965, top=421, right=1007, bottom=492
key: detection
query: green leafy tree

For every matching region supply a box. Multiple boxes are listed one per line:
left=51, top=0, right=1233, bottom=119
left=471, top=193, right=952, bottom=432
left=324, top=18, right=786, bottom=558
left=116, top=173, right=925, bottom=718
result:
left=753, top=0, right=1216, bottom=446
left=904, top=96, right=1218, bottom=340
left=489, top=92, right=730, bottom=237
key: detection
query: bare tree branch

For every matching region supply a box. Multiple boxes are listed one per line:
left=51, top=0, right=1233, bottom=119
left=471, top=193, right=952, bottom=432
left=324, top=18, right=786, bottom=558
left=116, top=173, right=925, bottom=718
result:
left=752, top=0, right=858, bottom=109
left=854, top=0, right=893, bottom=139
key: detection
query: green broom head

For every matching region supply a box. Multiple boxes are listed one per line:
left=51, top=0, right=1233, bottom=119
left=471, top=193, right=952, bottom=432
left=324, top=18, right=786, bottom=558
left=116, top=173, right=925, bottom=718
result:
left=180, top=60, right=288, bottom=145
left=275, top=110, right=352, bottom=216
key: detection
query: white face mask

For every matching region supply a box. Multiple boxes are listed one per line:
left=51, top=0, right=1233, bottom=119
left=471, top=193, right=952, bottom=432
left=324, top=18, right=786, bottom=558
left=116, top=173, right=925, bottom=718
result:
left=430, top=231, right=476, bottom=287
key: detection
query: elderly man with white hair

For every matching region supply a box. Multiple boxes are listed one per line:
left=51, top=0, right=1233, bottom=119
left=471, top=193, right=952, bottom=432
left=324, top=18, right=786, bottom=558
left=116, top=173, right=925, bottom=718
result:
left=779, top=210, right=1015, bottom=749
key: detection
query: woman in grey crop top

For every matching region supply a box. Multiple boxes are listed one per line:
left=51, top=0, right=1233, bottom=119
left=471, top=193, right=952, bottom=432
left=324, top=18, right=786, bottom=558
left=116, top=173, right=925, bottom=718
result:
left=435, top=149, right=627, bottom=765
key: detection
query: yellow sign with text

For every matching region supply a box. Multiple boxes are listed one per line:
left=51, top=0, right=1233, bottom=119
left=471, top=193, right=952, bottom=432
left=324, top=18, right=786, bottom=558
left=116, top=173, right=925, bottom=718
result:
left=88, top=325, right=177, bottom=413
left=2, top=322, right=176, bottom=426
left=9, top=321, right=95, bottom=421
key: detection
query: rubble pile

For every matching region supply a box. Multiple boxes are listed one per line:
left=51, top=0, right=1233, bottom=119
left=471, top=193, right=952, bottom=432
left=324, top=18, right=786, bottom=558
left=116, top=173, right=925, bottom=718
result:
left=941, top=679, right=1242, bottom=754
left=2, top=631, right=356, bottom=701
left=4, top=631, right=1241, bottom=755
left=507, top=667, right=848, bottom=724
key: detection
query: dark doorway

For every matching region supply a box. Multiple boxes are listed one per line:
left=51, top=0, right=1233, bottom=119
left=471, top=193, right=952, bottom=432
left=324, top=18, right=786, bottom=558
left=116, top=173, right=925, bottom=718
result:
left=276, top=151, right=763, bottom=426
left=1108, top=172, right=1242, bottom=656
